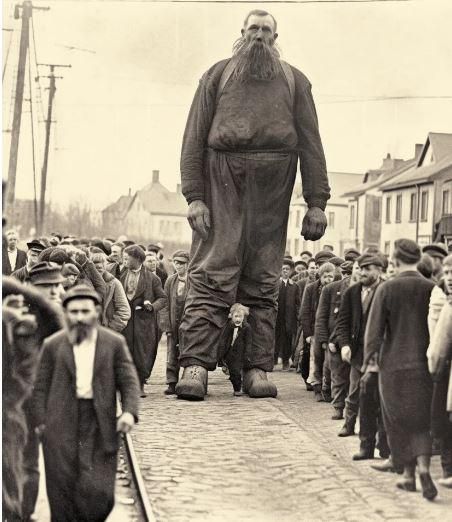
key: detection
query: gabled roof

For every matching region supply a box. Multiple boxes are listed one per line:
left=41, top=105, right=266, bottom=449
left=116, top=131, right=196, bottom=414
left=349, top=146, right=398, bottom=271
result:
left=131, top=181, right=187, bottom=216
left=380, top=133, right=452, bottom=191
left=342, top=158, right=415, bottom=198
left=102, top=194, right=134, bottom=218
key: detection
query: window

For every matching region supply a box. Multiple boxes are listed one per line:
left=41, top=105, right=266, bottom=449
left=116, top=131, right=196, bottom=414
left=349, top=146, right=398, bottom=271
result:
left=296, top=210, right=301, bottom=228
left=286, top=239, right=292, bottom=254
left=328, top=212, right=335, bottom=228
left=349, top=205, right=355, bottom=229
left=373, top=199, right=380, bottom=220
left=420, top=190, right=429, bottom=221
left=409, top=193, right=417, bottom=222
left=443, top=190, right=450, bottom=215
left=294, top=238, right=300, bottom=255
left=385, top=196, right=392, bottom=223
left=384, top=241, right=391, bottom=256
left=395, top=194, right=402, bottom=223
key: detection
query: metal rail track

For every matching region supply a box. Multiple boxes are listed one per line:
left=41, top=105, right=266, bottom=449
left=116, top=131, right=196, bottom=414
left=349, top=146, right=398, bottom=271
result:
left=122, top=432, right=156, bottom=522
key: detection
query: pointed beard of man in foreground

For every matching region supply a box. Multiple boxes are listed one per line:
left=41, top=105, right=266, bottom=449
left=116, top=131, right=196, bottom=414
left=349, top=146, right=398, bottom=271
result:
left=67, top=315, right=97, bottom=344
left=232, top=35, right=281, bottom=81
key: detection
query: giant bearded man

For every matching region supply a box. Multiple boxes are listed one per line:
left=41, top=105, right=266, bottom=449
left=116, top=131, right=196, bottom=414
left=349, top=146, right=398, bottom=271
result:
left=177, top=10, right=330, bottom=400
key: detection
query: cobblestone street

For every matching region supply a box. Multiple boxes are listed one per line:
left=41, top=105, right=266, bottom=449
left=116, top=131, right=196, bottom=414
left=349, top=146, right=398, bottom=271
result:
left=133, top=336, right=452, bottom=522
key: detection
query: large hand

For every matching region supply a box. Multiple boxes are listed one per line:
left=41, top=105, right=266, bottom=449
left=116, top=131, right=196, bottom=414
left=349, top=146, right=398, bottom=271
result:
left=117, top=412, right=135, bottom=434
left=301, top=207, right=327, bottom=241
left=187, top=200, right=211, bottom=241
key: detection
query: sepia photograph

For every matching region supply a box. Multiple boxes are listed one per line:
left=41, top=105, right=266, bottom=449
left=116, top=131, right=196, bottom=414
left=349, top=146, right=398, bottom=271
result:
left=2, top=0, right=452, bottom=520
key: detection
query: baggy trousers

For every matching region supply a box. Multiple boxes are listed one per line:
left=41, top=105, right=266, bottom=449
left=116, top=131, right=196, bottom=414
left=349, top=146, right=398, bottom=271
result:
left=166, top=333, right=181, bottom=384
left=274, top=322, right=294, bottom=365
left=311, top=340, right=331, bottom=392
left=328, top=349, right=350, bottom=410
left=43, top=400, right=117, bottom=522
left=179, top=149, right=298, bottom=371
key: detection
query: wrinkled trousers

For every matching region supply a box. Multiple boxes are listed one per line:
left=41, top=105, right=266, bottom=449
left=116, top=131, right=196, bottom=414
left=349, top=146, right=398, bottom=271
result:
left=179, top=149, right=298, bottom=371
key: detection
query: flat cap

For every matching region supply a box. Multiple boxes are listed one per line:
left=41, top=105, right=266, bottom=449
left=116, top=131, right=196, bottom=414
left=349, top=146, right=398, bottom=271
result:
left=357, top=253, right=384, bottom=269
left=62, top=263, right=80, bottom=277
left=294, top=260, right=308, bottom=269
left=282, top=258, right=295, bottom=268
left=172, top=250, right=190, bottom=263
left=394, top=239, right=421, bottom=264
left=344, top=248, right=361, bottom=261
left=422, top=243, right=448, bottom=259
left=29, top=261, right=66, bottom=285
left=329, top=256, right=345, bottom=267
left=146, top=243, right=160, bottom=253
left=340, top=261, right=354, bottom=275
left=27, top=239, right=46, bottom=252
left=314, top=250, right=335, bottom=265
left=62, top=284, right=101, bottom=307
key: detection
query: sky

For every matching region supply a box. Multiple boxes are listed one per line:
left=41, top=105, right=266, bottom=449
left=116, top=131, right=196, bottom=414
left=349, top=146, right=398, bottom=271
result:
left=2, top=0, right=452, bottom=211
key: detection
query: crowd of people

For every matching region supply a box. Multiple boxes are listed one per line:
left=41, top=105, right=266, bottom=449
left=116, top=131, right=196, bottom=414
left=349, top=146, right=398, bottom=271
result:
left=2, top=229, right=452, bottom=520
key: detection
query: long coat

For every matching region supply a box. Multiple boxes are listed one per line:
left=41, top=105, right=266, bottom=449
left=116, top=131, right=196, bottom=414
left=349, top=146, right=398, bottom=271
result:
left=364, top=271, right=435, bottom=467
left=120, top=267, right=167, bottom=383
left=300, top=280, right=323, bottom=340
left=2, top=248, right=27, bottom=276
left=276, top=279, right=301, bottom=336
left=32, top=326, right=140, bottom=521
left=315, top=277, right=351, bottom=346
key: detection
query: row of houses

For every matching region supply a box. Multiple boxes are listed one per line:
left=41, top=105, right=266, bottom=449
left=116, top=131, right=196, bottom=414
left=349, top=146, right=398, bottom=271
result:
left=102, top=132, right=452, bottom=256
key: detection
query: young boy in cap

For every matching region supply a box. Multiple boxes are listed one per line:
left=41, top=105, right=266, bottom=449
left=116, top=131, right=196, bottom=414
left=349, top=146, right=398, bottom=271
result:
left=218, top=303, right=252, bottom=396
left=162, top=250, right=190, bottom=395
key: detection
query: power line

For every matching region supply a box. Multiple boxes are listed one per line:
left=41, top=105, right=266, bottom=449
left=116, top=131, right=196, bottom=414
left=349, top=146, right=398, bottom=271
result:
left=31, top=16, right=46, bottom=122
left=2, top=28, right=15, bottom=82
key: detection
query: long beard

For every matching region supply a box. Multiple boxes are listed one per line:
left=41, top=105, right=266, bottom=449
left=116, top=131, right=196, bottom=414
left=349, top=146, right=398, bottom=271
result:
left=67, top=322, right=94, bottom=344
left=232, top=36, right=281, bottom=81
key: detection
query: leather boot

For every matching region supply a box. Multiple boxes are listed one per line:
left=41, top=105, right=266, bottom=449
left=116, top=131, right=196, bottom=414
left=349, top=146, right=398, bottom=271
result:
left=175, top=366, right=208, bottom=401
left=371, top=457, right=397, bottom=473
left=313, top=384, right=324, bottom=402
left=322, top=389, right=332, bottom=403
left=338, top=422, right=355, bottom=437
left=243, top=369, right=277, bottom=398
left=419, top=472, right=438, bottom=501
left=164, top=383, right=176, bottom=395
left=353, top=447, right=375, bottom=460
left=331, top=408, right=344, bottom=420
left=396, top=476, right=416, bottom=492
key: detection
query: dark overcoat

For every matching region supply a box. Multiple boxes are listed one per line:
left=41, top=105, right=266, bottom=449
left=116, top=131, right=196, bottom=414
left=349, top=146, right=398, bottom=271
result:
left=315, top=277, right=350, bottom=346
left=276, top=279, right=301, bottom=336
left=300, top=279, right=322, bottom=339
left=218, top=321, right=253, bottom=366
left=120, top=267, right=167, bottom=383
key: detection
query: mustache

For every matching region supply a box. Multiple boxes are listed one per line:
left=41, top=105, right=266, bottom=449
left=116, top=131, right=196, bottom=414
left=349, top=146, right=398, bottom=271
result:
left=232, top=36, right=281, bottom=81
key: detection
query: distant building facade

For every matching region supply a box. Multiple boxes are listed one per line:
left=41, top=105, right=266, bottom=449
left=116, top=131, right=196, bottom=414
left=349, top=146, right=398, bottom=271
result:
left=379, top=133, right=452, bottom=254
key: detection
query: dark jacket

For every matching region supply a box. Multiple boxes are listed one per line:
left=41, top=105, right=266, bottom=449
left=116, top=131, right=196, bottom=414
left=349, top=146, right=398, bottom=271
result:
left=33, top=326, right=140, bottom=455
left=77, top=259, right=106, bottom=303
left=300, top=279, right=323, bottom=339
left=218, top=321, right=252, bottom=366
left=181, top=59, right=330, bottom=210
left=315, top=277, right=351, bottom=345
left=102, top=271, right=131, bottom=332
left=2, top=248, right=27, bottom=276
left=11, top=265, right=30, bottom=283
left=364, top=271, right=435, bottom=372
left=336, top=281, right=381, bottom=366
left=276, top=279, right=301, bottom=335
left=160, top=273, right=188, bottom=337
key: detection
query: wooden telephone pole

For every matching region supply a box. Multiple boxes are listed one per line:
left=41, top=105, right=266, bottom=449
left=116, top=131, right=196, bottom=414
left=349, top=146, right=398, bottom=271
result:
left=38, top=63, right=71, bottom=234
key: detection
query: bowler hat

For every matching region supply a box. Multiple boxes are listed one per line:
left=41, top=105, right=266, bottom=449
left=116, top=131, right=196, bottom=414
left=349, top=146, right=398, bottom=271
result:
left=27, top=240, right=46, bottom=252
left=314, top=250, right=335, bottom=266
left=422, top=243, right=448, bottom=259
left=172, top=250, right=190, bottom=263
left=357, top=253, right=384, bottom=269
left=329, top=256, right=345, bottom=267
left=294, top=260, right=308, bottom=269
left=62, top=284, right=101, bottom=308
left=282, top=258, right=295, bottom=269
left=394, top=239, right=421, bottom=264
left=344, top=248, right=360, bottom=261
left=29, top=262, right=66, bottom=286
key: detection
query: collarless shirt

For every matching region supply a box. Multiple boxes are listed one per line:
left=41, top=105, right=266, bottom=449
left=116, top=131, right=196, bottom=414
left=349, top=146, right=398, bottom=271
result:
left=125, top=267, right=141, bottom=301
left=8, top=249, right=18, bottom=271
left=73, top=329, right=98, bottom=399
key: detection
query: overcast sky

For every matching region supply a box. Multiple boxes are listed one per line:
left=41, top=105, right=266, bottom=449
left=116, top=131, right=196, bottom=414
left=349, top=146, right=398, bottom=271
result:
left=3, top=0, right=452, bottom=210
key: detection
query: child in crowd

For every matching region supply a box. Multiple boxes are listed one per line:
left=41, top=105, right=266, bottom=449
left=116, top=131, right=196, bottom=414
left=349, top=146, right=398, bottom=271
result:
left=218, top=303, right=252, bottom=396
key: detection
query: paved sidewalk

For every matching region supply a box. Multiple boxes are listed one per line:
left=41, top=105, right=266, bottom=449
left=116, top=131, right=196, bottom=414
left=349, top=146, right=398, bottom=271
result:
left=133, top=338, right=452, bottom=522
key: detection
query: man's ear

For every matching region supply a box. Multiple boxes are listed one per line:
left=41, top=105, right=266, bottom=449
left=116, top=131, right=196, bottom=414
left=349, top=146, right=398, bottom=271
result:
left=241, top=28, right=245, bottom=36
left=273, top=33, right=278, bottom=42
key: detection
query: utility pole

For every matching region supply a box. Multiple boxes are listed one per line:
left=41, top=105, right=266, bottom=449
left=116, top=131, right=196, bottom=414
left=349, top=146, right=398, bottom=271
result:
left=6, top=1, right=49, bottom=216
left=6, top=1, right=32, bottom=211
left=38, top=63, right=71, bottom=234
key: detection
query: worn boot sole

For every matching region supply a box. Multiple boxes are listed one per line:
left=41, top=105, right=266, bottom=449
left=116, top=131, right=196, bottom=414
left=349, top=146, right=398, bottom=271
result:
left=243, top=369, right=277, bottom=398
left=175, top=385, right=205, bottom=401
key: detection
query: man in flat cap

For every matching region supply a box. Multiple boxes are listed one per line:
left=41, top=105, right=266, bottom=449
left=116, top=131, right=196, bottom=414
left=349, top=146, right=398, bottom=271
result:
left=178, top=9, right=330, bottom=400
left=336, top=253, right=390, bottom=465
left=11, top=240, right=45, bottom=283
left=33, top=285, right=140, bottom=521
left=364, top=239, right=437, bottom=499
left=422, top=243, right=448, bottom=283
left=161, top=250, right=190, bottom=395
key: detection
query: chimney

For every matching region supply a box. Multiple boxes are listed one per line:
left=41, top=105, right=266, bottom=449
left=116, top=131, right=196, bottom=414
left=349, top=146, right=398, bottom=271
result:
left=415, top=143, right=423, bottom=158
left=382, top=153, right=393, bottom=170
left=152, top=170, right=159, bottom=184
left=128, top=187, right=131, bottom=197
left=176, top=183, right=182, bottom=194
